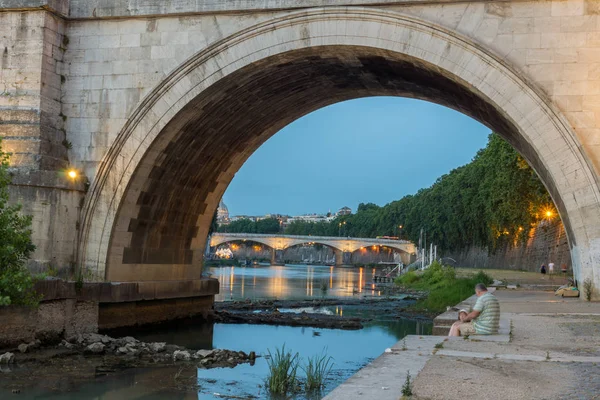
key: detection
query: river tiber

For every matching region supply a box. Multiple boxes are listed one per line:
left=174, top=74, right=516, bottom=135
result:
left=1, top=1, right=600, bottom=399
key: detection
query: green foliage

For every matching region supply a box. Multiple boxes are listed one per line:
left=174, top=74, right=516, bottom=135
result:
left=472, top=270, right=494, bottom=286
left=583, top=278, right=594, bottom=301
left=218, top=217, right=281, bottom=234
left=303, top=349, right=334, bottom=392
left=397, top=262, right=495, bottom=313
left=285, top=134, right=554, bottom=253
left=0, top=139, right=37, bottom=306
left=265, top=344, right=301, bottom=395
left=401, top=370, right=412, bottom=397
left=397, top=271, right=419, bottom=285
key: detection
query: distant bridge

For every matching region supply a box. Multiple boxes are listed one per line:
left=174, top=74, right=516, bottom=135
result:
left=209, top=233, right=417, bottom=265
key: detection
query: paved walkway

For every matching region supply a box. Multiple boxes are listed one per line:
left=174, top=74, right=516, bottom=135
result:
left=325, top=290, right=600, bottom=400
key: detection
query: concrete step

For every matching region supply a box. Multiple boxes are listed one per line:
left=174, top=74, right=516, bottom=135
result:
left=432, top=325, right=451, bottom=335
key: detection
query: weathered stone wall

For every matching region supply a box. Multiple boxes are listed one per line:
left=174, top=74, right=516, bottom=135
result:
left=445, top=220, right=572, bottom=272
left=0, top=278, right=219, bottom=348
left=1, top=9, right=82, bottom=274
left=98, top=295, right=214, bottom=330
left=0, top=299, right=98, bottom=348
left=1, top=1, right=600, bottom=294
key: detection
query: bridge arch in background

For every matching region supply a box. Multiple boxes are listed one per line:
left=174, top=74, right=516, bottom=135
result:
left=76, top=7, right=600, bottom=291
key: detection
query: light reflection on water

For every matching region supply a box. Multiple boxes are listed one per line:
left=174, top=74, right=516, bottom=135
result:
left=5, top=264, right=432, bottom=400
left=210, top=264, right=384, bottom=301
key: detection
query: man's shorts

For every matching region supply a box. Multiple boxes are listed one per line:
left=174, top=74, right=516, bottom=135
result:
left=458, top=322, right=476, bottom=336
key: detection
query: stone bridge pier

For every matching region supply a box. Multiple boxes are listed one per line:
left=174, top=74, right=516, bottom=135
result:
left=1, top=1, right=600, bottom=297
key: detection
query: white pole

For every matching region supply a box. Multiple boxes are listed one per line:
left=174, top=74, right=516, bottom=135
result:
left=434, top=245, right=437, bottom=263
left=429, top=243, right=433, bottom=266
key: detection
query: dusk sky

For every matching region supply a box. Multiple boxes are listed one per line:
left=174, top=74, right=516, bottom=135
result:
left=222, top=97, right=490, bottom=217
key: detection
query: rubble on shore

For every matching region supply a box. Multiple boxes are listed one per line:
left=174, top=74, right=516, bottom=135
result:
left=0, top=332, right=256, bottom=370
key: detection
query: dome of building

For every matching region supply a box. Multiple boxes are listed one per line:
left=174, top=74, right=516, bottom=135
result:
left=217, top=200, right=230, bottom=222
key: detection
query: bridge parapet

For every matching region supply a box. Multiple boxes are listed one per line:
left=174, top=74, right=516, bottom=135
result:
left=209, top=233, right=417, bottom=254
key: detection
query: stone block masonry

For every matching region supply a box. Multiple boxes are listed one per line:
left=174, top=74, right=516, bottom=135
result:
left=0, top=278, right=219, bottom=348
left=0, top=1, right=599, bottom=299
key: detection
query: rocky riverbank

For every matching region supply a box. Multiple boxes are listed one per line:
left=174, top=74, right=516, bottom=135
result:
left=0, top=332, right=255, bottom=369
left=211, top=295, right=434, bottom=329
left=212, top=309, right=364, bottom=329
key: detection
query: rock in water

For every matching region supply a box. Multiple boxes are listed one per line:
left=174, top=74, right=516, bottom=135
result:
left=173, top=350, right=191, bottom=361
left=85, top=343, right=105, bottom=354
left=123, top=336, right=137, bottom=344
left=149, top=342, right=166, bottom=353
left=0, top=352, right=15, bottom=364
left=195, top=349, right=216, bottom=358
left=18, top=343, right=29, bottom=353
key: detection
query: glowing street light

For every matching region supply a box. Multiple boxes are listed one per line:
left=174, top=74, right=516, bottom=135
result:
left=67, top=169, right=77, bottom=179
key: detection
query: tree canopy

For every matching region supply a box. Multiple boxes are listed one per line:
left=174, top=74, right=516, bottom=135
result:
left=218, top=133, right=556, bottom=253
left=218, top=217, right=281, bottom=234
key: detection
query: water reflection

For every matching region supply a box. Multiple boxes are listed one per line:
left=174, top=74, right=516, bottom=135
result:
left=210, top=264, right=384, bottom=301
left=6, top=264, right=432, bottom=400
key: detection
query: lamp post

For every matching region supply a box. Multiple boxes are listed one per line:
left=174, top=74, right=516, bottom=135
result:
left=338, top=221, right=346, bottom=237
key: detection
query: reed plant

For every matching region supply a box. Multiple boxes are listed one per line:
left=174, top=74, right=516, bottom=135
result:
left=303, top=349, right=334, bottom=392
left=265, top=344, right=300, bottom=395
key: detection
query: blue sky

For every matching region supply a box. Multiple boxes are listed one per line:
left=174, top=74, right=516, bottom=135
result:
left=222, top=97, right=490, bottom=216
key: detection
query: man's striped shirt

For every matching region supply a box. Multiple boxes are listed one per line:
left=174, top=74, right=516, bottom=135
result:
left=473, top=292, right=500, bottom=334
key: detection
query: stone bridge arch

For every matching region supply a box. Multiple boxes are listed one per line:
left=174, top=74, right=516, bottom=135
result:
left=76, top=7, right=600, bottom=291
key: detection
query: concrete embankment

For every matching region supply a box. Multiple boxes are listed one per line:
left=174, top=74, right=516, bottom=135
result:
left=325, top=289, right=600, bottom=400
left=0, top=278, right=218, bottom=348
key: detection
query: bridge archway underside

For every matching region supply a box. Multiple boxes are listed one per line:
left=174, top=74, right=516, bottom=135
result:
left=78, top=9, right=600, bottom=288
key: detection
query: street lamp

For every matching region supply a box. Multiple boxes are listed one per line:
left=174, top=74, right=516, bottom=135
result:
left=67, top=169, right=77, bottom=180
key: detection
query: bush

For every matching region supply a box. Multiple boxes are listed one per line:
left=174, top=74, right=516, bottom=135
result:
left=397, top=262, right=496, bottom=313
left=0, top=139, right=37, bottom=306
left=397, top=271, right=420, bottom=285
left=472, top=270, right=493, bottom=286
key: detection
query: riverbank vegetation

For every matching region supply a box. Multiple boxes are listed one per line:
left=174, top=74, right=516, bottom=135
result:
left=265, top=345, right=301, bottom=395
left=217, top=217, right=281, bottom=234
left=396, top=262, right=493, bottom=313
left=265, top=345, right=334, bottom=397
left=0, top=139, right=37, bottom=306
left=281, top=134, right=555, bottom=254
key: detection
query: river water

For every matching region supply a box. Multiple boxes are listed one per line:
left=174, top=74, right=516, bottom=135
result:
left=8, top=264, right=432, bottom=399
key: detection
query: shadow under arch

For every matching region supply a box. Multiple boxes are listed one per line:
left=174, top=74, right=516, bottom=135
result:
left=76, top=7, right=600, bottom=287
left=351, top=245, right=412, bottom=265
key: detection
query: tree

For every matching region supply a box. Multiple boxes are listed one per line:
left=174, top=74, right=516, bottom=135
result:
left=278, top=133, right=555, bottom=253
left=0, top=139, right=37, bottom=306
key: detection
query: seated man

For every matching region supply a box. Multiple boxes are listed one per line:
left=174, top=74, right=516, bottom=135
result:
left=449, top=283, right=500, bottom=336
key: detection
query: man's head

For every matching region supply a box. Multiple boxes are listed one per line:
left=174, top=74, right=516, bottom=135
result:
left=475, top=283, right=488, bottom=296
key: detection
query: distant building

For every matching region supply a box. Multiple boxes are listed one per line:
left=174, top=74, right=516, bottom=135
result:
left=337, top=206, right=352, bottom=216
left=230, top=215, right=258, bottom=222
left=216, top=200, right=230, bottom=224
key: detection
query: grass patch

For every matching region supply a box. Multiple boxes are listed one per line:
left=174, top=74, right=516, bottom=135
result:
left=396, top=261, right=494, bottom=313
left=265, top=344, right=300, bottom=395
left=303, top=349, right=334, bottom=393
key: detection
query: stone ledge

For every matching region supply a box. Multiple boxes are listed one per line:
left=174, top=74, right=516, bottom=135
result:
left=0, top=0, right=68, bottom=16
left=35, top=278, right=219, bottom=303
left=9, top=170, right=86, bottom=192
